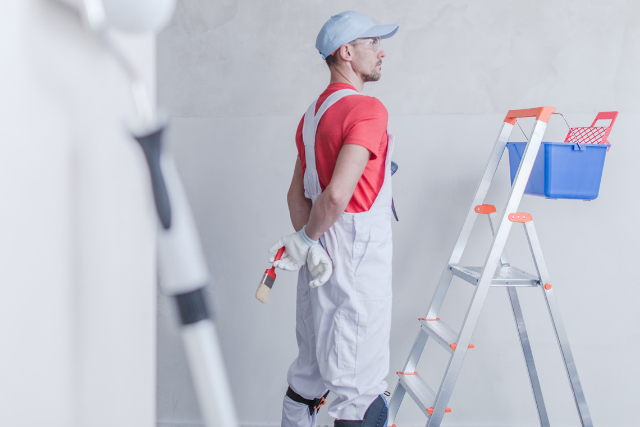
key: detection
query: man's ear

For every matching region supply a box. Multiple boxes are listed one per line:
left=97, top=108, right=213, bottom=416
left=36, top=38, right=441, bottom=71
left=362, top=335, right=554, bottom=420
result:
left=339, top=44, right=353, bottom=62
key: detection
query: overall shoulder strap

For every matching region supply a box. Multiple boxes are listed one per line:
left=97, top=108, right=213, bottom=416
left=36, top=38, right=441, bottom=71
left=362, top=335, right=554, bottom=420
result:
left=312, top=89, right=362, bottom=129
left=302, top=89, right=363, bottom=171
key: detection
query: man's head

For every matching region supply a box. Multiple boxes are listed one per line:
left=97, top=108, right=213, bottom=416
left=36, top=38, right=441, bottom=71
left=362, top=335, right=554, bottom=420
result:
left=316, top=11, right=398, bottom=83
left=325, top=36, right=384, bottom=82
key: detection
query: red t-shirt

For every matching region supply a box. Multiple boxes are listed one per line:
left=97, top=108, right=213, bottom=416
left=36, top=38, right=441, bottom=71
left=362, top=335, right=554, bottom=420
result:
left=295, top=83, right=388, bottom=213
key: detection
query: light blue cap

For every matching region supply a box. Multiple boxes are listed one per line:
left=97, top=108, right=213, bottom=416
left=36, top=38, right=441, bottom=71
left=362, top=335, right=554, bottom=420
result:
left=315, top=11, right=399, bottom=59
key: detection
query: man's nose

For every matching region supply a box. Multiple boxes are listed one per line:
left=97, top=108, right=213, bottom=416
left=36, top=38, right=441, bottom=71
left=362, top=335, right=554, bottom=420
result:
left=379, top=48, right=386, bottom=59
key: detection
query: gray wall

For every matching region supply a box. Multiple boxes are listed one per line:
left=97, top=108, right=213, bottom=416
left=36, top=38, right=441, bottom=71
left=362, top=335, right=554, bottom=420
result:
left=157, top=1, right=640, bottom=426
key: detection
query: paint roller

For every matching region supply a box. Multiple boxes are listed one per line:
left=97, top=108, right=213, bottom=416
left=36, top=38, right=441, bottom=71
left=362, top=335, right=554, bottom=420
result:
left=50, top=1, right=239, bottom=426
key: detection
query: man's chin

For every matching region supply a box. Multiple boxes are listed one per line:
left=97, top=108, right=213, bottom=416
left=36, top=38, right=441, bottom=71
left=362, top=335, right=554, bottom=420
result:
left=363, top=71, right=381, bottom=82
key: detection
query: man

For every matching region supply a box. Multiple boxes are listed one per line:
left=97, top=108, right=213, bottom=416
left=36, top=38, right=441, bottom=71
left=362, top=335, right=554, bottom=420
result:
left=269, top=11, right=399, bottom=427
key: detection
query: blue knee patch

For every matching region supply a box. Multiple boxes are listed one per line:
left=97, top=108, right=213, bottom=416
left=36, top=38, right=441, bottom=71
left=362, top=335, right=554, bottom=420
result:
left=334, top=395, right=388, bottom=427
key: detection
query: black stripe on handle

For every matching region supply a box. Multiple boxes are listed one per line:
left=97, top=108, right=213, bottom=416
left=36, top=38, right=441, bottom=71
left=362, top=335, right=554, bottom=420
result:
left=175, top=288, right=211, bottom=325
left=134, top=126, right=172, bottom=229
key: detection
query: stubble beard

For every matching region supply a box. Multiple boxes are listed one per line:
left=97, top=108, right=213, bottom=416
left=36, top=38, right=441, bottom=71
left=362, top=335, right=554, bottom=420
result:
left=363, top=70, right=381, bottom=82
left=362, top=62, right=382, bottom=82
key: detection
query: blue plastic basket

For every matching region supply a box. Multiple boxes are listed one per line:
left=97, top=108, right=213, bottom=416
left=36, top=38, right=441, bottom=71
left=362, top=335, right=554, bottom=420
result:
left=506, top=142, right=609, bottom=200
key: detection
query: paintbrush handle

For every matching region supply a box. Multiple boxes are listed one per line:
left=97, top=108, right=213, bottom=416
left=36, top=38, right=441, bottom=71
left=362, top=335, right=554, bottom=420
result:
left=269, top=246, right=285, bottom=272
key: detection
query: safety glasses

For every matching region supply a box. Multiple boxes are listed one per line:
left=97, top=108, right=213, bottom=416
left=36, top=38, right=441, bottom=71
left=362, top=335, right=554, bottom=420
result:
left=350, top=37, right=381, bottom=52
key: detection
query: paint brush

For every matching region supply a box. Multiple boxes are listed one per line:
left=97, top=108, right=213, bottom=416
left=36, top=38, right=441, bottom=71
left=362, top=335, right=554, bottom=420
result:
left=255, top=246, right=285, bottom=304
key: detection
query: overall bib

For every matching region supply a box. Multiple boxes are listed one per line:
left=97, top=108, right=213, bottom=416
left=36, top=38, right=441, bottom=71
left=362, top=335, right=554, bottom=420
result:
left=282, top=89, right=394, bottom=426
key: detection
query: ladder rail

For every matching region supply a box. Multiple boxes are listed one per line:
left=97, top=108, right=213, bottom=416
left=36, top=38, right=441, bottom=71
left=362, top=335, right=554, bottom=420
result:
left=388, top=329, right=429, bottom=425
left=489, top=213, right=550, bottom=427
left=403, top=329, right=430, bottom=374
left=424, top=270, right=454, bottom=330
left=429, top=119, right=548, bottom=427
left=387, top=379, right=406, bottom=425
left=524, top=221, right=593, bottom=427
left=426, top=123, right=513, bottom=321
left=448, top=123, right=513, bottom=266
left=507, top=287, right=550, bottom=427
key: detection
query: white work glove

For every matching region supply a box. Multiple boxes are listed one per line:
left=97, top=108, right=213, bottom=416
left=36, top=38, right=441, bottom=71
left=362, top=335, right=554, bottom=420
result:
left=269, top=226, right=318, bottom=272
left=307, top=244, right=333, bottom=288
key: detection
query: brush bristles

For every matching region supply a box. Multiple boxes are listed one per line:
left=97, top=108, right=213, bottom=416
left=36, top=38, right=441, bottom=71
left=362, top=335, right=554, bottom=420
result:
left=255, top=282, right=271, bottom=304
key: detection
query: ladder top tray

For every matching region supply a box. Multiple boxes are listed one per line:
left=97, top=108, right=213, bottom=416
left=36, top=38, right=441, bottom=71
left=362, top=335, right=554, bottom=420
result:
left=450, top=265, right=539, bottom=287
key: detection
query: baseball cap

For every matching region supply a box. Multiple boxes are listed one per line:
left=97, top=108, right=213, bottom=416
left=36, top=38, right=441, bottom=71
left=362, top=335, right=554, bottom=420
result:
left=315, top=11, right=399, bottom=59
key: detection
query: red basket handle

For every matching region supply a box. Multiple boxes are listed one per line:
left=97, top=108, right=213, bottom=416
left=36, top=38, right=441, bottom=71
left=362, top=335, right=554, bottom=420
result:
left=590, top=111, right=618, bottom=146
left=590, top=111, right=618, bottom=128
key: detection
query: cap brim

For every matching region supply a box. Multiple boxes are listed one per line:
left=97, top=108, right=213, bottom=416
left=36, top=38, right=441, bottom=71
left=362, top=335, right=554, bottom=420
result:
left=358, top=24, right=399, bottom=40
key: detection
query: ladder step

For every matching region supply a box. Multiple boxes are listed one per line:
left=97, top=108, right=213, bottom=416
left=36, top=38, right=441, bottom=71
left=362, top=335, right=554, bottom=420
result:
left=419, top=318, right=457, bottom=354
left=396, top=372, right=436, bottom=418
left=450, top=265, right=539, bottom=287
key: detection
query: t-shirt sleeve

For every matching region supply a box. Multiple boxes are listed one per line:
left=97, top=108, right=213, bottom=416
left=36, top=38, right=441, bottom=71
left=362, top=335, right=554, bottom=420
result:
left=295, top=115, right=305, bottom=170
left=342, top=97, right=388, bottom=160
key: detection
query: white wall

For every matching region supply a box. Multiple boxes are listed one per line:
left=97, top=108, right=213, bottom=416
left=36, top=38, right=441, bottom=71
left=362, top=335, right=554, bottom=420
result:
left=0, top=2, right=157, bottom=427
left=157, top=1, right=640, bottom=426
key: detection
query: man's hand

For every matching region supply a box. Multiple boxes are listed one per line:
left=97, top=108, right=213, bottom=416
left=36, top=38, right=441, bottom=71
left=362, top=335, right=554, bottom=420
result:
left=307, top=245, right=333, bottom=288
left=269, top=227, right=317, bottom=272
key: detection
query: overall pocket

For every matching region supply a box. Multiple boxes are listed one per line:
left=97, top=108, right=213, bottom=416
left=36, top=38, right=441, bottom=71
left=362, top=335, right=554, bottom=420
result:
left=336, top=310, right=358, bottom=371
left=354, top=223, right=393, bottom=301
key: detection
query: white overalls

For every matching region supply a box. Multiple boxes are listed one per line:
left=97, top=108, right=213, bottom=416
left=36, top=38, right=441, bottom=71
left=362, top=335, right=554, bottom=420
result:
left=282, top=89, right=394, bottom=426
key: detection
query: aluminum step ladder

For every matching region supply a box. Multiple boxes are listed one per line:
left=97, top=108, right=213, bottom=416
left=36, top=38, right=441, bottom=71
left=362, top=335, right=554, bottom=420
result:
left=388, top=107, right=592, bottom=427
